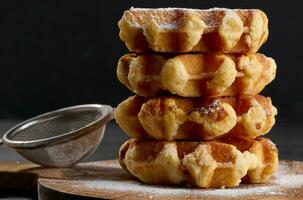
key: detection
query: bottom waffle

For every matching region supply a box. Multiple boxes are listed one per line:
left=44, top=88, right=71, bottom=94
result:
left=119, top=137, right=278, bottom=188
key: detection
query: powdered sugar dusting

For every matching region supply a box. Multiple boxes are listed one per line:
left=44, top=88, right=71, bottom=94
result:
left=159, top=23, right=178, bottom=30
left=129, top=7, right=255, bottom=12
left=125, top=7, right=255, bottom=31
left=190, top=99, right=223, bottom=115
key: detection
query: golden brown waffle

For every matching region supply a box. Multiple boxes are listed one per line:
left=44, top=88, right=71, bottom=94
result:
left=119, top=137, right=278, bottom=188
left=117, top=53, right=276, bottom=97
left=119, top=8, right=268, bottom=53
left=115, top=95, right=277, bottom=140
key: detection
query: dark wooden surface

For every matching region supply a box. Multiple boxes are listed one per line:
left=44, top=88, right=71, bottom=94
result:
left=0, top=120, right=302, bottom=199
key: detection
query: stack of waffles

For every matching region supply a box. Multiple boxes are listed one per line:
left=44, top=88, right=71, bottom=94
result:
left=115, top=7, right=278, bottom=188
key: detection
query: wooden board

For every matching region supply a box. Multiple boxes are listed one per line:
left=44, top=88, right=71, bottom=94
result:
left=0, top=160, right=302, bottom=199
left=37, top=160, right=302, bottom=200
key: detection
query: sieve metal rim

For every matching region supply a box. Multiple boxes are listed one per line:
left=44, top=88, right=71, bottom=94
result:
left=1, top=104, right=114, bottom=149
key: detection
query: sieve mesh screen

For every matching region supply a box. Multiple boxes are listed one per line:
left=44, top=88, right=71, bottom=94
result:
left=9, top=110, right=101, bottom=141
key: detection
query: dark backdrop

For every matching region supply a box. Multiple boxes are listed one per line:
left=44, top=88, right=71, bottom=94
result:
left=0, top=0, right=302, bottom=125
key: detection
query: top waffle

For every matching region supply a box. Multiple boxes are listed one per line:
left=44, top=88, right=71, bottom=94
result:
left=119, top=7, right=268, bottom=53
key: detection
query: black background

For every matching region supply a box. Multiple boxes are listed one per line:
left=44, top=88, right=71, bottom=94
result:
left=0, top=0, right=302, bottom=126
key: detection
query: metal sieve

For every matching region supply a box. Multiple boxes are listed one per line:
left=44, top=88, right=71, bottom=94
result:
left=0, top=104, right=114, bottom=167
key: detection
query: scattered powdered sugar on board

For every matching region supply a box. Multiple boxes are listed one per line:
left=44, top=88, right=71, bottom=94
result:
left=40, top=160, right=303, bottom=199
left=77, top=179, right=283, bottom=198
left=67, top=161, right=302, bottom=198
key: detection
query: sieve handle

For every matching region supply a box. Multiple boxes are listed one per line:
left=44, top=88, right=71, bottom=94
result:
left=0, top=138, right=3, bottom=145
